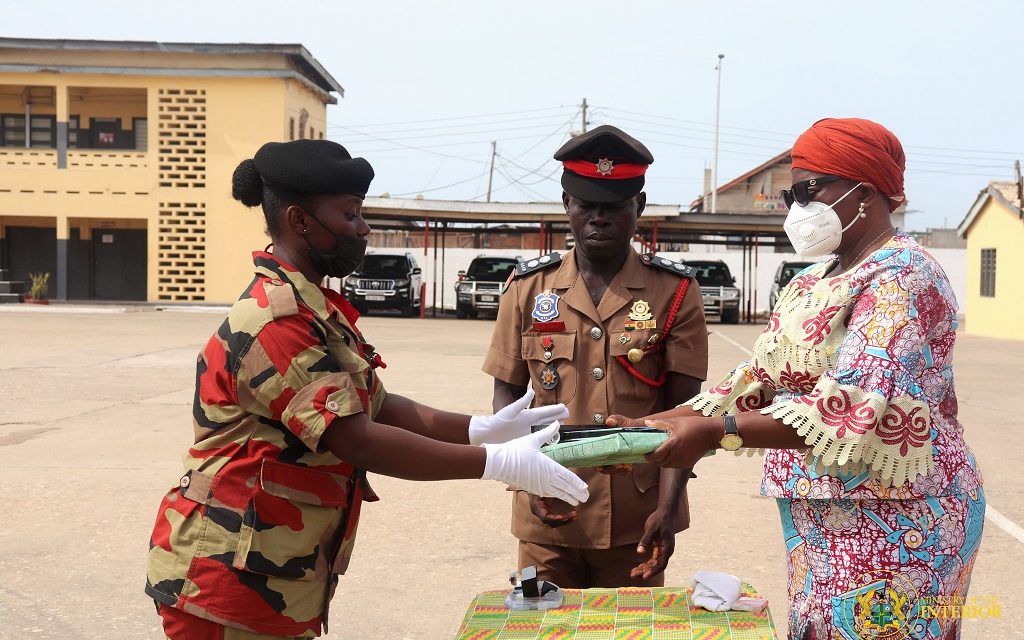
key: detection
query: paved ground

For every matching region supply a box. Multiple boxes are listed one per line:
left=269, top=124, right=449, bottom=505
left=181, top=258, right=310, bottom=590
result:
left=0, top=306, right=1020, bottom=639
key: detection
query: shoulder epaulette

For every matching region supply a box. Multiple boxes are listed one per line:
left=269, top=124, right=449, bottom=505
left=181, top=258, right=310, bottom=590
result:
left=640, top=253, right=696, bottom=278
left=262, top=278, right=299, bottom=319
left=514, top=252, right=562, bottom=278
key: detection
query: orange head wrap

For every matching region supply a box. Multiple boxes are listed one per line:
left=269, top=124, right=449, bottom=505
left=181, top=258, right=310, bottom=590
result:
left=791, top=118, right=906, bottom=212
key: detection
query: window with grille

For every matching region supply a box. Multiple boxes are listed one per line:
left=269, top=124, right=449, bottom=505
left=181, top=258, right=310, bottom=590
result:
left=980, top=248, right=996, bottom=297
left=157, top=202, right=206, bottom=301
left=157, top=88, right=206, bottom=188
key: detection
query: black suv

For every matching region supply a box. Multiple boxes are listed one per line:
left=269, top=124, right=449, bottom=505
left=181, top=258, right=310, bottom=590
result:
left=685, top=259, right=741, bottom=324
left=342, top=252, right=422, bottom=316
left=454, top=255, right=519, bottom=318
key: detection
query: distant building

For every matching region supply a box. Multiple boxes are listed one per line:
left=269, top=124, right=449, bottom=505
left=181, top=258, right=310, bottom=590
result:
left=957, top=181, right=1024, bottom=340
left=911, top=228, right=966, bottom=249
left=690, top=149, right=907, bottom=234
left=0, top=38, right=342, bottom=303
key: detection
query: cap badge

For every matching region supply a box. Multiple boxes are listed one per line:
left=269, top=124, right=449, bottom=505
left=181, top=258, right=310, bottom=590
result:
left=595, top=158, right=614, bottom=176
left=628, top=300, right=653, bottom=321
left=531, top=290, right=561, bottom=323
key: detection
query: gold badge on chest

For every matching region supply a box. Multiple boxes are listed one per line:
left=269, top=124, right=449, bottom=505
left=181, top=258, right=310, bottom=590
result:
left=628, top=300, right=653, bottom=321
left=625, top=299, right=657, bottom=331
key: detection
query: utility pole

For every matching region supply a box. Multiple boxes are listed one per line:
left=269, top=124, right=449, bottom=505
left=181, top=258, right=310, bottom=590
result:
left=486, top=140, right=496, bottom=202
left=581, top=97, right=588, bottom=133
left=1015, top=159, right=1023, bottom=210
left=711, top=54, right=724, bottom=214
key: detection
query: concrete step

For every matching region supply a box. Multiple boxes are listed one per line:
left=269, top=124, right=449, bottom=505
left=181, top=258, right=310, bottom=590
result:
left=0, top=292, right=23, bottom=304
left=0, top=269, right=9, bottom=280
left=0, top=281, right=26, bottom=294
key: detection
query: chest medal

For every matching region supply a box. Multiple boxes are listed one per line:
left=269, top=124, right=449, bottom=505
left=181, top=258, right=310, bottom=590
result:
left=625, top=299, right=657, bottom=331
left=539, top=363, right=560, bottom=390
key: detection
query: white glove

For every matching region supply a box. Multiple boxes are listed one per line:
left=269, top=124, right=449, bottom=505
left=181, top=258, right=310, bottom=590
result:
left=692, top=570, right=742, bottom=612
left=468, top=387, right=569, bottom=445
left=481, top=421, right=589, bottom=506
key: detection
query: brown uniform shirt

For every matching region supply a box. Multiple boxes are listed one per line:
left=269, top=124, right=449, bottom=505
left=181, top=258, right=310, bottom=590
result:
left=483, top=248, right=709, bottom=548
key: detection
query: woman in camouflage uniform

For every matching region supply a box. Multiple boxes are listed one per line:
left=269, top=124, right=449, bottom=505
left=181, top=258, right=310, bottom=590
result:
left=145, top=139, right=588, bottom=639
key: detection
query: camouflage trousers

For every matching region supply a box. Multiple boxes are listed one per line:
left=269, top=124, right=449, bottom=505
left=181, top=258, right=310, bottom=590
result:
left=158, top=605, right=312, bottom=640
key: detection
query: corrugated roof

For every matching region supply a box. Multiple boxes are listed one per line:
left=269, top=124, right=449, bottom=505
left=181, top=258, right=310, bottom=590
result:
left=991, top=180, right=1020, bottom=204
left=689, top=148, right=791, bottom=211
left=957, top=180, right=1023, bottom=237
left=0, top=37, right=344, bottom=96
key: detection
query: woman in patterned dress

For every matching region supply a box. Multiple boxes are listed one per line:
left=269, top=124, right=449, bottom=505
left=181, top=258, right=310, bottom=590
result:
left=609, top=118, right=984, bottom=639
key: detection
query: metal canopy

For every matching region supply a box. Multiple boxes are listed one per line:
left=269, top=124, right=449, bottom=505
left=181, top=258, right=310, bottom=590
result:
left=360, top=197, right=789, bottom=323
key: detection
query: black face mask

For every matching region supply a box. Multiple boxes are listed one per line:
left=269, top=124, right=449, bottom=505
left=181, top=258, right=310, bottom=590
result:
left=303, top=215, right=368, bottom=279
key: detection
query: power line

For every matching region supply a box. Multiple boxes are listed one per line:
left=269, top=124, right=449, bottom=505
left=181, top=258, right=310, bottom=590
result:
left=350, top=131, right=570, bottom=154
left=620, top=132, right=776, bottom=158
left=339, top=119, right=575, bottom=144
left=496, top=152, right=560, bottom=184
left=389, top=169, right=492, bottom=197
left=598, top=105, right=1024, bottom=159
left=599, top=106, right=797, bottom=138
left=903, top=143, right=1023, bottom=156
left=333, top=105, right=571, bottom=129
left=594, top=109, right=795, bottom=145
left=331, top=112, right=576, bottom=137
left=330, top=126, right=488, bottom=164
left=506, top=108, right=581, bottom=162
left=494, top=165, right=549, bottom=201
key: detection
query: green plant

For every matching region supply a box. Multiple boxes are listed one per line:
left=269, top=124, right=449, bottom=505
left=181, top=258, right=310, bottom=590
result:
left=28, top=272, right=50, bottom=300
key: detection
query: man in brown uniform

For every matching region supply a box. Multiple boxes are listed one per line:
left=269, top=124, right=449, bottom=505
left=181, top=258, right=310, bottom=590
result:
left=483, top=125, right=709, bottom=588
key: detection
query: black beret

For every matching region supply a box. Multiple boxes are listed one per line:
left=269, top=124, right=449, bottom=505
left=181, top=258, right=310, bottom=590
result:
left=253, top=139, right=374, bottom=198
left=554, top=125, right=653, bottom=203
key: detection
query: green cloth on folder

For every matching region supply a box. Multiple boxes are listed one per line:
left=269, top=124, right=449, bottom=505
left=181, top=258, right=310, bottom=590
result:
left=541, top=430, right=669, bottom=467
left=540, top=427, right=717, bottom=467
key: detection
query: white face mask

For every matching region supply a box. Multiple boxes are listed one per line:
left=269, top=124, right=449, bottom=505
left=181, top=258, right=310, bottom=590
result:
left=783, top=182, right=864, bottom=256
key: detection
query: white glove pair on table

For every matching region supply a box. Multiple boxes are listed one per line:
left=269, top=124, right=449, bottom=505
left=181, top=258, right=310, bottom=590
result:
left=468, top=388, right=588, bottom=506
left=692, top=570, right=768, bottom=613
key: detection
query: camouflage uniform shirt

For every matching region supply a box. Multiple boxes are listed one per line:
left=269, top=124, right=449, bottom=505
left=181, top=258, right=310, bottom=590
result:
left=146, top=251, right=386, bottom=637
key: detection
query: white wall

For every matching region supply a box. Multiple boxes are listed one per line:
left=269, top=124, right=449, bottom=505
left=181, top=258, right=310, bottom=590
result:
left=660, top=245, right=967, bottom=317
left=329, top=244, right=967, bottom=316
left=926, top=248, right=968, bottom=317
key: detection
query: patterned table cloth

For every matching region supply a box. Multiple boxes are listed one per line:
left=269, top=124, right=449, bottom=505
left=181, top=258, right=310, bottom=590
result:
left=456, top=585, right=777, bottom=639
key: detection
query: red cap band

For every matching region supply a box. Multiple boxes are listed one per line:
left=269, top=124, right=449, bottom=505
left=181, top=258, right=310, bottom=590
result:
left=562, top=158, right=648, bottom=180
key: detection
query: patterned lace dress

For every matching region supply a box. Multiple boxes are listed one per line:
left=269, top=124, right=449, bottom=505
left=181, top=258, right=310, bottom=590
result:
left=686, top=232, right=984, bottom=640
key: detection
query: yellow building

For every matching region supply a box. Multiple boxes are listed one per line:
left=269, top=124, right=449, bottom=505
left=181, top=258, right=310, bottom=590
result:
left=0, top=37, right=343, bottom=303
left=957, top=181, right=1024, bottom=340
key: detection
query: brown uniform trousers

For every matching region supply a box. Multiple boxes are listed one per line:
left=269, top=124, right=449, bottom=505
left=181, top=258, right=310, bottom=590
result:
left=483, top=248, right=708, bottom=587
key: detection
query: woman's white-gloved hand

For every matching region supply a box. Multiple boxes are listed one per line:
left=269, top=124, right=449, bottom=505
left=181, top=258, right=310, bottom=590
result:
left=468, top=387, right=569, bottom=445
left=481, top=421, right=589, bottom=506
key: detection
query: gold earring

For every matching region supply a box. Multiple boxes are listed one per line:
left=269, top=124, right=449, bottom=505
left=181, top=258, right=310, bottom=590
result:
left=858, top=202, right=866, bottom=217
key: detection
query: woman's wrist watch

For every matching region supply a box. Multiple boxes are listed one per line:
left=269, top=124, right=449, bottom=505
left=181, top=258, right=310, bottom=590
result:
left=719, top=415, right=744, bottom=451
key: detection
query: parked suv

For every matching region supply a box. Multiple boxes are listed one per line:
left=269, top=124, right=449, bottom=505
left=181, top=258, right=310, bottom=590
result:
left=454, top=255, right=519, bottom=318
left=685, top=259, right=741, bottom=324
left=768, top=260, right=814, bottom=309
left=342, top=252, right=422, bottom=316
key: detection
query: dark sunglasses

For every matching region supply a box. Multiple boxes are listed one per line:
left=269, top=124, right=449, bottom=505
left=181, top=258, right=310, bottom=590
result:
left=780, top=175, right=843, bottom=209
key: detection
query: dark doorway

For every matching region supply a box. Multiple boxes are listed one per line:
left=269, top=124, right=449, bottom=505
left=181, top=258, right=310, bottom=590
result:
left=89, top=118, right=121, bottom=149
left=91, top=228, right=146, bottom=300
left=4, top=226, right=57, bottom=293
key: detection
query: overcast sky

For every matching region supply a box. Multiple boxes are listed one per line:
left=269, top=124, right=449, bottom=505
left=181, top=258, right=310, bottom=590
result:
left=6, top=1, right=1023, bottom=231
